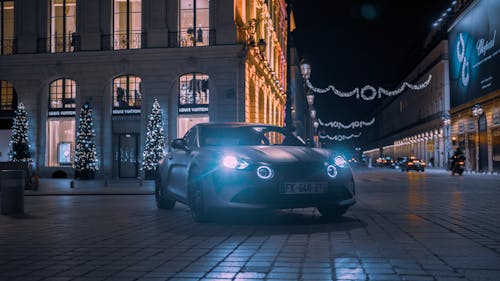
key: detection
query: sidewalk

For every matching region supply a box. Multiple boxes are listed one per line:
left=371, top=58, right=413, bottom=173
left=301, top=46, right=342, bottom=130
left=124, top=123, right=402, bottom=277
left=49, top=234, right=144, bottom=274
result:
left=24, top=178, right=154, bottom=195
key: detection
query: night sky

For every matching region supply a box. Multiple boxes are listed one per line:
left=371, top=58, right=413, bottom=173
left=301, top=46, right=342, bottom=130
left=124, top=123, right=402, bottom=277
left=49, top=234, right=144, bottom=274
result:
left=292, top=0, right=452, bottom=147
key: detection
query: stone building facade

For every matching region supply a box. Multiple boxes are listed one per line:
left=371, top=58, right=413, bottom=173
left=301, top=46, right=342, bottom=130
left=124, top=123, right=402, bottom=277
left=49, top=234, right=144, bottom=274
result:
left=0, top=0, right=292, bottom=179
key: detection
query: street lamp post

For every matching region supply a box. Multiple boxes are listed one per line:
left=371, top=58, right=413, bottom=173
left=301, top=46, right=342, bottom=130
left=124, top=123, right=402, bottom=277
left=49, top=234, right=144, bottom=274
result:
left=442, top=113, right=451, bottom=169
left=471, top=104, right=483, bottom=172
left=299, top=58, right=313, bottom=141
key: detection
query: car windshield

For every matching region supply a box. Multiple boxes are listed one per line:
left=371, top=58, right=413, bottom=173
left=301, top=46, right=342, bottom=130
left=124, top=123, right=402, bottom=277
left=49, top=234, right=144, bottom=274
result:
left=200, top=126, right=306, bottom=147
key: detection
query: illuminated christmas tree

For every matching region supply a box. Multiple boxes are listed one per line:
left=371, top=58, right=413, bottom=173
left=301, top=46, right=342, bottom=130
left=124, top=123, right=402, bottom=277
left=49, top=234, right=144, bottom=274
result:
left=9, top=102, right=32, bottom=162
left=73, top=102, right=98, bottom=179
left=142, top=98, right=165, bottom=178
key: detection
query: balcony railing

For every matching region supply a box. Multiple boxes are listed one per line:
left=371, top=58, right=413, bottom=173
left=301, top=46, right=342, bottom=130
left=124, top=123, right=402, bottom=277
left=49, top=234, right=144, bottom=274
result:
left=101, top=32, right=147, bottom=50
left=168, top=29, right=216, bottom=48
left=32, top=30, right=218, bottom=53
left=1, top=38, right=16, bottom=55
left=36, top=34, right=80, bottom=53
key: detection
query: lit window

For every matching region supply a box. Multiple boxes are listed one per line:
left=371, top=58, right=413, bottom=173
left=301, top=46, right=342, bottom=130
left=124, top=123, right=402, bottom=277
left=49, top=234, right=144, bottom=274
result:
left=46, top=118, right=75, bottom=166
left=113, top=75, right=141, bottom=114
left=50, top=0, right=76, bottom=53
left=179, top=73, right=209, bottom=106
left=179, top=0, right=209, bottom=47
left=49, top=79, right=76, bottom=110
left=0, top=1, right=14, bottom=55
left=0, top=80, right=16, bottom=111
left=113, top=0, right=142, bottom=50
left=47, top=78, right=76, bottom=167
left=177, top=73, right=209, bottom=137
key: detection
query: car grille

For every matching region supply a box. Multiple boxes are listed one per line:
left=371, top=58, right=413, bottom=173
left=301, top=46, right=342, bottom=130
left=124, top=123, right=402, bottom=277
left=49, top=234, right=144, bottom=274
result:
left=271, top=162, right=326, bottom=181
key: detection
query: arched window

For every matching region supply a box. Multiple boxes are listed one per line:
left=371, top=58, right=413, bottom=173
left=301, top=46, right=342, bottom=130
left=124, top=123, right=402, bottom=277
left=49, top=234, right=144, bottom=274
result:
left=179, top=0, right=209, bottom=47
left=113, top=0, right=142, bottom=50
left=49, top=78, right=76, bottom=110
left=112, top=75, right=141, bottom=115
left=47, top=78, right=76, bottom=166
left=50, top=0, right=77, bottom=53
left=178, top=73, right=209, bottom=137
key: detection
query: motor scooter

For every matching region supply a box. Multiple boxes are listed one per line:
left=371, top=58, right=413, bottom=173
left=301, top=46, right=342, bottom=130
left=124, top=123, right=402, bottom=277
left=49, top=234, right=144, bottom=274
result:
left=451, top=160, right=465, bottom=176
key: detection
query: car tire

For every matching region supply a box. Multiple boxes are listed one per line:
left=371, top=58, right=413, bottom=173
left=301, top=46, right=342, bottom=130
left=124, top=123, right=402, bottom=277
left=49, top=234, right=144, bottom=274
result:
left=188, top=167, right=211, bottom=222
left=317, top=206, right=347, bottom=219
left=155, top=175, right=176, bottom=209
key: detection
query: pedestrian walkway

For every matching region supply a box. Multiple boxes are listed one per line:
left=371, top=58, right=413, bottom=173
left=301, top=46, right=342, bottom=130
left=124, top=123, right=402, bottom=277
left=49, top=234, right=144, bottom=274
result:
left=25, top=178, right=154, bottom=196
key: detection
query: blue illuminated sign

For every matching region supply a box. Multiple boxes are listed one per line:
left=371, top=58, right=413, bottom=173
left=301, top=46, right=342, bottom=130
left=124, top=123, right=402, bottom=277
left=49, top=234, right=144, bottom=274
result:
left=448, top=0, right=499, bottom=108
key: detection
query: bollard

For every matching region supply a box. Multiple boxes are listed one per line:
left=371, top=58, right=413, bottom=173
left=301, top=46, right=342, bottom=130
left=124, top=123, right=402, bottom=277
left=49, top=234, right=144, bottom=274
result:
left=1, top=170, right=25, bottom=215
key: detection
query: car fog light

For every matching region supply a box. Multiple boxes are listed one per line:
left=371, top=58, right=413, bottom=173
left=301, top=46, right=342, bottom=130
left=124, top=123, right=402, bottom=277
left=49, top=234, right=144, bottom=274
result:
left=327, top=164, right=338, bottom=178
left=257, top=166, right=273, bottom=179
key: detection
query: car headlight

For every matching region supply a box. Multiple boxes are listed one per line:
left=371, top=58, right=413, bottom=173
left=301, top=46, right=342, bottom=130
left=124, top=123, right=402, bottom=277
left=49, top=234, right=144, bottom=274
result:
left=222, top=155, right=249, bottom=169
left=334, top=155, right=347, bottom=168
left=326, top=164, right=338, bottom=178
left=256, top=166, right=274, bottom=179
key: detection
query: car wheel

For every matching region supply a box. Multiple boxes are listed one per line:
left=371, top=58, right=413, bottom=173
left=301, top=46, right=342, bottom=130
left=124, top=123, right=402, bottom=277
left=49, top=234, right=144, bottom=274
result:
left=189, top=168, right=211, bottom=222
left=155, top=174, right=176, bottom=209
left=459, top=171, right=463, bottom=176
left=317, top=206, right=347, bottom=219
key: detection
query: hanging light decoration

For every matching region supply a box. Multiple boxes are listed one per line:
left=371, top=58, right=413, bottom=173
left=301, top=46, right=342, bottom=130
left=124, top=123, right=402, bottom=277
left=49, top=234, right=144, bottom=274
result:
left=318, top=117, right=375, bottom=129
left=306, top=74, right=432, bottom=100
left=319, top=132, right=362, bottom=141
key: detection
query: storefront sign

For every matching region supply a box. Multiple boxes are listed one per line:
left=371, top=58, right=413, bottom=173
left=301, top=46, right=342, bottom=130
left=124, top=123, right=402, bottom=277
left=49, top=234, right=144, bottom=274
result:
left=112, top=108, right=141, bottom=115
left=48, top=110, right=76, bottom=117
left=448, top=0, right=499, bottom=108
left=178, top=105, right=208, bottom=114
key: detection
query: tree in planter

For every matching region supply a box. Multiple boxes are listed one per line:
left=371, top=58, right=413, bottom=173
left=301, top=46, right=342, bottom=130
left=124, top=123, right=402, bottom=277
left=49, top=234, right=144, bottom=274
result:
left=73, top=102, right=98, bottom=179
left=142, top=98, right=165, bottom=179
left=9, top=102, right=32, bottom=162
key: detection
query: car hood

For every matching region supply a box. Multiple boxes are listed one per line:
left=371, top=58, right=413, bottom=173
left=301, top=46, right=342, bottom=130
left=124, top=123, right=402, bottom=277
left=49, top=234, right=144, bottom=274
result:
left=213, top=146, right=331, bottom=164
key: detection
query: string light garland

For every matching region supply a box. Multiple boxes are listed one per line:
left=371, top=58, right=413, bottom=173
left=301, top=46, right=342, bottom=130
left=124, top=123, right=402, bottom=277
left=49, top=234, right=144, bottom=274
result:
left=306, top=74, right=432, bottom=100
left=318, top=117, right=375, bottom=129
left=319, top=132, right=362, bottom=141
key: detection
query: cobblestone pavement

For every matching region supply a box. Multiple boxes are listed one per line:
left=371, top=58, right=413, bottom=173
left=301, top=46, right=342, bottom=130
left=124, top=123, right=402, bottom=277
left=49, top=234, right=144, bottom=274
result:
left=0, top=168, right=499, bottom=281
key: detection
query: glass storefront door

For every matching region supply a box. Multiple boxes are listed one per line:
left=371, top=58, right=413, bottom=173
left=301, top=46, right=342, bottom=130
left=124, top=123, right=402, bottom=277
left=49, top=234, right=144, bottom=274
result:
left=118, top=133, right=138, bottom=178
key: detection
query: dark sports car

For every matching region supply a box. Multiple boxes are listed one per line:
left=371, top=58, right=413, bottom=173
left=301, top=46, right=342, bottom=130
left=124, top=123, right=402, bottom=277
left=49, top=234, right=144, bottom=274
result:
left=155, top=123, right=356, bottom=222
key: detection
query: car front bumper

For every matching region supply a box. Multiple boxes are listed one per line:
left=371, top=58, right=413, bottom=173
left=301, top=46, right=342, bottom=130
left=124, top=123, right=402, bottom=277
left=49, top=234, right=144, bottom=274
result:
left=202, top=165, right=356, bottom=210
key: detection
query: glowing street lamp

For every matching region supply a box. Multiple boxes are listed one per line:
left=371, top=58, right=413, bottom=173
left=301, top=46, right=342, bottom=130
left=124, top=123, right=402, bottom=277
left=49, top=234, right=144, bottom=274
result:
left=442, top=112, right=451, bottom=168
left=471, top=104, right=483, bottom=172
left=300, top=58, right=315, bottom=142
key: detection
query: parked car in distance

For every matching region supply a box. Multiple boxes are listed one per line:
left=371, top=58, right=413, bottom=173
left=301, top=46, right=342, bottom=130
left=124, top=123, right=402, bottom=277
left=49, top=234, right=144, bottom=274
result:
left=155, top=122, right=356, bottom=222
left=392, top=157, right=408, bottom=169
left=401, top=157, right=426, bottom=172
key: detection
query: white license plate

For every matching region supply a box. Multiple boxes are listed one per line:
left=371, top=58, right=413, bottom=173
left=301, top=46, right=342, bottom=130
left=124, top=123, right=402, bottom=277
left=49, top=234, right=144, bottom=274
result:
left=281, top=182, right=329, bottom=194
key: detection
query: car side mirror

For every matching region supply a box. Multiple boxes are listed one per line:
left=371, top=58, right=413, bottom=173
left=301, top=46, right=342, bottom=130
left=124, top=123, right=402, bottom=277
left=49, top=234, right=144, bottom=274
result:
left=171, top=138, right=189, bottom=152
